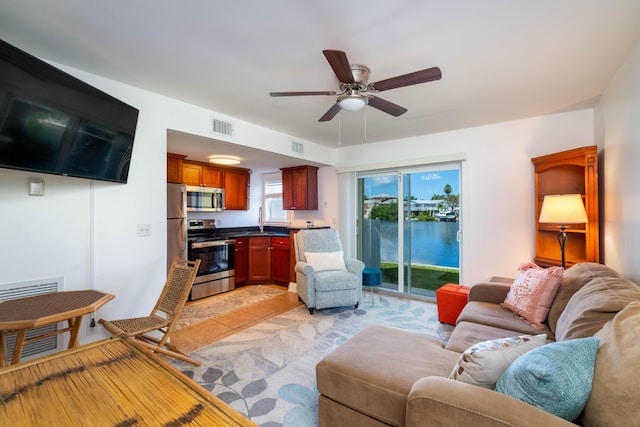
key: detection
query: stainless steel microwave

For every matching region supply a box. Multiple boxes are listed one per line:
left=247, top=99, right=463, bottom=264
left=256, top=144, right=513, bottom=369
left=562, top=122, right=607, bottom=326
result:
left=185, top=186, right=224, bottom=212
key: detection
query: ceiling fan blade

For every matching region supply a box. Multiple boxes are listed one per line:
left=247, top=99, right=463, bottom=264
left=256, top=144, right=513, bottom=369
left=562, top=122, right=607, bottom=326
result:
left=270, top=91, right=337, bottom=97
left=367, top=96, right=408, bottom=117
left=323, top=50, right=355, bottom=84
left=318, top=103, right=342, bottom=122
left=370, top=67, right=442, bottom=92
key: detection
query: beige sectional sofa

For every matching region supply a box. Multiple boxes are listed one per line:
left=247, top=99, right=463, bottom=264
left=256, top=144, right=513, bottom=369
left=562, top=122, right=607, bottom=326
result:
left=316, top=262, right=640, bottom=426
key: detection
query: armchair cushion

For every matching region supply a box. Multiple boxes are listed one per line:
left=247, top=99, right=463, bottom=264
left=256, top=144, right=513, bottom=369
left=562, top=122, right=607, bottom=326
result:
left=304, top=251, right=347, bottom=272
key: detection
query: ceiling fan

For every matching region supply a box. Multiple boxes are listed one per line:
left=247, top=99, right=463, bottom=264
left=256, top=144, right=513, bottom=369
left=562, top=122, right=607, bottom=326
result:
left=270, top=50, right=442, bottom=122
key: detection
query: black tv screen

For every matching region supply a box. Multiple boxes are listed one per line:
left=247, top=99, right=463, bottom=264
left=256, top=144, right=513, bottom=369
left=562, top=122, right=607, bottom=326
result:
left=0, top=39, right=139, bottom=183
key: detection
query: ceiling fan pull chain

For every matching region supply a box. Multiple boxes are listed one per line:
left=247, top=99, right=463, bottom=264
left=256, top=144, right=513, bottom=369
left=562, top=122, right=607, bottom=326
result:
left=364, top=109, right=368, bottom=143
left=338, top=117, right=342, bottom=145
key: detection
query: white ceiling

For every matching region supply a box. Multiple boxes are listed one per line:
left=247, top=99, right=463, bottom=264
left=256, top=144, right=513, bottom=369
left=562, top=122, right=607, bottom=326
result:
left=1, top=1, right=639, bottom=171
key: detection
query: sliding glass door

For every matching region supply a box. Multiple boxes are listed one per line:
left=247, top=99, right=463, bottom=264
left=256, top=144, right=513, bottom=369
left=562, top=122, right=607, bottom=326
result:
left=358, top=164, right=461, bottom=298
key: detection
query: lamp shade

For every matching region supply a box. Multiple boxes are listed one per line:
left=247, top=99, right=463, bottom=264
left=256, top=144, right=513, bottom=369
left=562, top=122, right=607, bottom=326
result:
left=538, top=194, right=588, bottom=224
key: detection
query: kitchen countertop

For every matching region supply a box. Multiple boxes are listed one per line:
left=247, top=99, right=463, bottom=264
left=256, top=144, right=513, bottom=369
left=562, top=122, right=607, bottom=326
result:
left=215, top=225, right=329, bottom=239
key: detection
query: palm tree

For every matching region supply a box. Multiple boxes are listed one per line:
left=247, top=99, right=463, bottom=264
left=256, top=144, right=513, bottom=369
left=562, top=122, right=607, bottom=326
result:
left=444, top=184, right=452, bottom=199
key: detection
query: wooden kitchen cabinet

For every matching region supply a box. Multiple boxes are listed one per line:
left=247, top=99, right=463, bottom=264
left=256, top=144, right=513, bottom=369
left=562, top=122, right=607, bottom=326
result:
left=271, top=236, right=290, bottom=284
left=281, top=165, right=318, bottom=210
left=182, top=161, right=223, bottom=187
left=167, top=153, right=186, bottom=183
left=532, top=146, right=599, bottom=268
left=224, top=168, right=250, bottom=210
left=234, top=237, right=249, bottom=284
left=203, top=166, right=223, bottom=187
left=248, top=237, right=271, bottom=282
left=182, top=162, right=203, bottom=186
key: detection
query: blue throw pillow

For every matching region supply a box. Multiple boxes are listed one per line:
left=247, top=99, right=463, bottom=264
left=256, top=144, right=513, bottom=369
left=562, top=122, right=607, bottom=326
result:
left=495, top=337, right=600, bottom=421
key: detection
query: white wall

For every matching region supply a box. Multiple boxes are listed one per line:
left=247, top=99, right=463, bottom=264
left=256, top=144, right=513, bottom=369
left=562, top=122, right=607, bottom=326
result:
left=333, top=109, right=595, bottom=285
left=596, top=39, right=640, bottom=283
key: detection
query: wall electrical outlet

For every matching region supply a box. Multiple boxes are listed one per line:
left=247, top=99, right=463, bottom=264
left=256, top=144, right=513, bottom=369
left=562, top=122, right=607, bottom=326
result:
left=137, top=224, right=151, bottom=237
left=86, top=317, right=97, bottom=335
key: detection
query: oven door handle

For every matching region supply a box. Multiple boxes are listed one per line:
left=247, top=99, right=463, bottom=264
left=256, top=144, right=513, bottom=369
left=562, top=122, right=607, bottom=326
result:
left=191, top=239, right=236, bottom=249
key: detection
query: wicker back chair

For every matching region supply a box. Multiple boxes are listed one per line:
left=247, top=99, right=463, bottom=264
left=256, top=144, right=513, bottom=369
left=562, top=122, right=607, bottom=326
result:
left=99, top=256, right=201, bottom=365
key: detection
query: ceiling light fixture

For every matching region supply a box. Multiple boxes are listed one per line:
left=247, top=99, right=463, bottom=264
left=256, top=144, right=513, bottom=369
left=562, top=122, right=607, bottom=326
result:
left=337, top=92, right=368, bottom=112
left=208, top=155, right=241, bottom=165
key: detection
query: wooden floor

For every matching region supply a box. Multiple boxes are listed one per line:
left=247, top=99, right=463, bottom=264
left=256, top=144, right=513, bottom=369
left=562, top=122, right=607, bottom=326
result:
left=170, top=284, right=303, bottom=354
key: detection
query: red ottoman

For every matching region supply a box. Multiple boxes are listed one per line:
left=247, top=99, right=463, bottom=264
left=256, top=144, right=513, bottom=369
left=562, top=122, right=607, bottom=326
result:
left=436, top=284, right=470, bottom=325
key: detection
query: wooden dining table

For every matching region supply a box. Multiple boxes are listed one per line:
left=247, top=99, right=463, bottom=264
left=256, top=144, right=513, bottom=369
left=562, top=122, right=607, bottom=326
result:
left=0, top=289, right=114, bottom=367
left=0, top=337, right=257, bottom=426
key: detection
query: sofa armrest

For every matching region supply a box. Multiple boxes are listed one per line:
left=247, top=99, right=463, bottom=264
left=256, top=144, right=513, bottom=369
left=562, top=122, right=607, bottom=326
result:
left=468, top=281, right=512, bottom=304
left=407, top=377, right=575, bottom=427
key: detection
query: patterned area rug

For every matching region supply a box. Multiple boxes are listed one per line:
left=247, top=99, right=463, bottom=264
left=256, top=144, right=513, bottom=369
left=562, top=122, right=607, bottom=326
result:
left=172, top=293, right=454, bottom=427
left=175, top=285, right=286, bottom=330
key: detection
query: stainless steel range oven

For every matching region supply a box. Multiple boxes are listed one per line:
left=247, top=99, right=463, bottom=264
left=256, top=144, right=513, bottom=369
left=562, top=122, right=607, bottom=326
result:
left=187, top=220, right=235, bottom=300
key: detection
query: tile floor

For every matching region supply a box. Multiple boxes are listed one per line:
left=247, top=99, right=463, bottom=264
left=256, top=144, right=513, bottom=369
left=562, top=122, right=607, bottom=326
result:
left=170, top=284, right=303, bottom=354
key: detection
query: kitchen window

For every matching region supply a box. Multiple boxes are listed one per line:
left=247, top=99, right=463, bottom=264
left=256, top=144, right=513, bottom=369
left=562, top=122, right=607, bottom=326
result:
left=263, top=172, right=291, bottom=224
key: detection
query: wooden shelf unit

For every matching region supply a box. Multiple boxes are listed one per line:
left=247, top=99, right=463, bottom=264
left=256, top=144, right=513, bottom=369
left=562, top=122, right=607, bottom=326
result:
left=532, top=146, right=599, bottom=268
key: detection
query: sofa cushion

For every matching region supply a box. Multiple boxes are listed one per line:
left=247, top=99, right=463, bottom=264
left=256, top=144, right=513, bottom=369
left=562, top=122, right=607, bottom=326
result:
left=580, top=301, right=640, bottom=426
left=456, top=301, right=554, bottom=339
left=501, top=263, right=563, bottom=329
left=448, top=334, right=547, bottom=389
left=304, top=251, right=347, bottom=272
left=555, top=273, right=640, bottom=341
left=316, top=324, right=460, bottom=426
left=547, top=263, right=615, bottom=335
left=446, top=320, right=551, bottom=353
left=496, top=337, right=600, bottom=421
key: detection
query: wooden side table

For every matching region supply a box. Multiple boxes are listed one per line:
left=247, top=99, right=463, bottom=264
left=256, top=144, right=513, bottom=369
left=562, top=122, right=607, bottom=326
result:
left=436, top=284, right=470, bottom=325
left=0, top=290, right=114, bottom=367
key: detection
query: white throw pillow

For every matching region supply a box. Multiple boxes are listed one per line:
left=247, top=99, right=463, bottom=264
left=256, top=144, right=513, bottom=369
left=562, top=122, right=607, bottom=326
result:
left=304, top=251, right=347, bottom=272
left=449, top=334, right=547, bottom=389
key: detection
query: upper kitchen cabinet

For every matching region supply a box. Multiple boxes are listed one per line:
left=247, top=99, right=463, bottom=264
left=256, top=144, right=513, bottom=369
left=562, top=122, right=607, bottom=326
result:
left=532, top=146, right=599, bottom=268
left=281, top=165, right=318, bottom=210
left=224, top=168, right=250, bottom=210
left=167, top=153, right=186, bottom=183
left=182, top=161, right=223, bottom=187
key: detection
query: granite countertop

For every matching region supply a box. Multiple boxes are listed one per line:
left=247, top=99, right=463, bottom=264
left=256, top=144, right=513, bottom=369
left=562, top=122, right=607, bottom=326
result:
left=215, top=225, right=329, bottom=239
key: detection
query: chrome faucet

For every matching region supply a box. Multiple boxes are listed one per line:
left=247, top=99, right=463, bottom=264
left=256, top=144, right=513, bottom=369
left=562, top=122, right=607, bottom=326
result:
left=258, top=206, right=264, bottom=232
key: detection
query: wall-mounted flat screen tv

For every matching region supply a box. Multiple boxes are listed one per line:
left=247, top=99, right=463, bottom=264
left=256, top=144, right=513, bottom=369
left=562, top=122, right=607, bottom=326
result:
left=0, top=39, right=139, bottom=183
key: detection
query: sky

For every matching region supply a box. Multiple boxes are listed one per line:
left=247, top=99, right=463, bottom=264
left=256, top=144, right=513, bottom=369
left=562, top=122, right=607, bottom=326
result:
left=364, top=168, right=459, bottom=200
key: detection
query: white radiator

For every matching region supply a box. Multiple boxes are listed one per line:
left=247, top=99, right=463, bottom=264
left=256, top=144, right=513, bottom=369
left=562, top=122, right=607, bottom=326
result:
left=0, top=277, right=63, bottom=360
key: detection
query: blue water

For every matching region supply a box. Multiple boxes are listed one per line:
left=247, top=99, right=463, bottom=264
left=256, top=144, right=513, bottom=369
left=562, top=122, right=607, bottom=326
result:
left=378, top=220, right=460, bottom=268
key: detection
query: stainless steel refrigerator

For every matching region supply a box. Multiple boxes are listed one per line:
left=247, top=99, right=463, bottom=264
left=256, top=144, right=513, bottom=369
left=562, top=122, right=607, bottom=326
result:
left=167, top=183, right=187, bottom=273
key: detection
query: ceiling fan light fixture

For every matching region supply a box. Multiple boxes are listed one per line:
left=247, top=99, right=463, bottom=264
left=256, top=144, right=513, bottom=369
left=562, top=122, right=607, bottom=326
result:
left=208, top=155, right=241, bottom=165
left=338, top=94, right=368, bottom=112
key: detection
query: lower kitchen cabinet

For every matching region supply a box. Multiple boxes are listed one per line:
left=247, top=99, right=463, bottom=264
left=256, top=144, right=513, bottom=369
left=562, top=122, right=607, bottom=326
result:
left=248, top=237, right=271, bottom=281
left=234, top=238, right=249, bottom=284
left=271, top=236, right=290, bottom=284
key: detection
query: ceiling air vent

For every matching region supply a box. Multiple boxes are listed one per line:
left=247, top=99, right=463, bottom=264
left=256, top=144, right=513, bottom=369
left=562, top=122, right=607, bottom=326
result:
left=211, top=117, right=234, bottom=138
left=291, top=141, right=304, bottom=155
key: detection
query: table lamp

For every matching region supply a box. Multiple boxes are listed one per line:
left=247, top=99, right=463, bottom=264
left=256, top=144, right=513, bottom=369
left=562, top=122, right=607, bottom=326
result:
left=538, top=194, right=589, bottom=269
